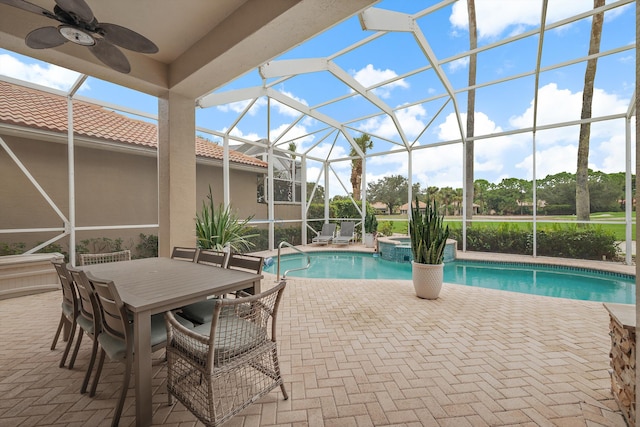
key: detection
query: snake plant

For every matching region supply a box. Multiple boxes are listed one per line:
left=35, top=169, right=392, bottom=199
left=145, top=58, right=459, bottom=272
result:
left=195, top=186, right=259, bottom=253
left=409, top=196, right=450, bottom=264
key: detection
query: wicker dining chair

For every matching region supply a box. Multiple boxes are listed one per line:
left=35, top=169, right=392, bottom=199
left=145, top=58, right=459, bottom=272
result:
left=171, top=246, right=198, bottom=262
left=165, top=280, right=288, bottom=427
left=78, top=249, right=131, bottom=266
left=50, top=259, right=79, bottom=368
left=66, top=266, right=103, bottom=394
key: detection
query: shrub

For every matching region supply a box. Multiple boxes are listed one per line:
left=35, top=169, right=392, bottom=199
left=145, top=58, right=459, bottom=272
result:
left=365, top=212, right=378, bottom=234
left=378, top=221, right=394, bottom=237
left=449, top=223, right=619, bottom=260
left=536, top=224, right=618, bottom=260
left=0, top=242, right=68, bottom=260
left=76, top=237, right=123, bottom=254
left=545, top=204, right=574, bottom=215
left=136, top=233, right=158, bottom=258
left=0, top=242, right=25, bottom=256
left=245, top=226, right=302, bottom=252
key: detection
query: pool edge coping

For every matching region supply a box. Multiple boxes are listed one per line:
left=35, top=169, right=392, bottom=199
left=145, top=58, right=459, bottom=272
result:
left=254, top=244, right=636, bottom=278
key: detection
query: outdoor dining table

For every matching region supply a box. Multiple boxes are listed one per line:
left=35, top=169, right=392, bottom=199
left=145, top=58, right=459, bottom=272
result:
left=80, top=257, right=262, bottom=427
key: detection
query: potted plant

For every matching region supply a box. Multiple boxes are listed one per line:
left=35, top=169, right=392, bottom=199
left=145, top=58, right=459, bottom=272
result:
left=409, top=196, right=450, bottom=299
left=364, top=212, right=378, bottom=248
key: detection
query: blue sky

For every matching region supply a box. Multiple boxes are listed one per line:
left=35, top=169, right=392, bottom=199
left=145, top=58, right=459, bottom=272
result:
left=0, top=0, right=635, bottom=197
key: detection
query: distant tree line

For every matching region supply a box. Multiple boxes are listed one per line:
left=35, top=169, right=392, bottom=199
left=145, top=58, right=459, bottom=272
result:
left=362, top=171, right=634, bottom=216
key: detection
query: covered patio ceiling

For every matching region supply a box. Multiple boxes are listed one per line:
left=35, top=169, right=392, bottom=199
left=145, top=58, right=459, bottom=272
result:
left=0, top=0, right=376, bottom=98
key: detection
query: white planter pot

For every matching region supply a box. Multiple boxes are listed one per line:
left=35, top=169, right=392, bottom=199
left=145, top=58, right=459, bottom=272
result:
left=411, top=261, right=443, bottom=299
left=364, top=233, right=375, bottom=248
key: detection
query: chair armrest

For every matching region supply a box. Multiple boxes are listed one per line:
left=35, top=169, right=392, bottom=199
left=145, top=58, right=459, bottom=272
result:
left=166, top=310, right=209, bottom=343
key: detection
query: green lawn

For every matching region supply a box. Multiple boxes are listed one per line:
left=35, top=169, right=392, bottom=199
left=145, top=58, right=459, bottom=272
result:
left=376, top=212, right=636, bottom=241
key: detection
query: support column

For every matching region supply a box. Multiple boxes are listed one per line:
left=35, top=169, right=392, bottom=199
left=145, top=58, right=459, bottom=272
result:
left=157, top=92, right=196, bottom=257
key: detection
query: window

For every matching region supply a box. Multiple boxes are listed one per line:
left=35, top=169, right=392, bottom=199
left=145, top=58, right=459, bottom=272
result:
left=257, top=154, right=302, bottom=203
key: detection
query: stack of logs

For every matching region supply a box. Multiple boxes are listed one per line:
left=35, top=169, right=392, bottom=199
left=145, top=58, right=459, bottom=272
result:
left=608, top=313, right=636, bottom=426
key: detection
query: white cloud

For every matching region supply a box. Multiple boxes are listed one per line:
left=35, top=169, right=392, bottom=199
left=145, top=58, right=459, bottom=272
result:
left=358, top=105, right=428, bottom=141
left=273, top=89, right=308, bottom=117
left=305, top=141, right=349, bottom=163
left=216, top=90, right=306, bottom=118
left=450, top=1, right=605, bottom=40
left=448, top=57, right=469, bottom=73
left=0, top=53, right=86, bottom=91
left=514, top=144, right=599, bottom=179
left=271, top=123, right=315, bottom=148
left=596, top=135, right=627, bottom=173
left=366, top=150, right=409, bottom=177
left=225, top=126, right=261, bottom=142
left=305, top=156, right=352, bottom=197
left=216, top=97, right=266, bottom=116
left=437, top=112, right=464, bottom=141
left=592, top=122, right=636, bottom=173
left=413, top=145, right=463, bottom=189
left=510, top=83, right=629, bottom=145
left=432, top=111, right=528, bottom=185
left=351, top=64, right=408, bottom=99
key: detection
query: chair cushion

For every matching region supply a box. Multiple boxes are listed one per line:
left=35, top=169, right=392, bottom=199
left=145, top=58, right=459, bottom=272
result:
left=180, top=299, right=217, bottom=325
left=76, top=315, right=94, bottom=334
left=61, top=302, right=74, bottom=317
left=191, top=314, right=267, bottom=364
left=98, top=313, right=192, bottom=360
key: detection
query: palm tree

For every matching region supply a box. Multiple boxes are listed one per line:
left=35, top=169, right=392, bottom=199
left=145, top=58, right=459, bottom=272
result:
left=350, top=133, right=373, bottom=201
left=465, top=0, right=477, bottom=223
left=288, top=142, right=297, bottom=159
left=474, top=179, right=491, bottom=215
left=288, top=142, right=297, bottom=202
left=439, top=187, right=455, bottom=216
left=427, top=186, right=439, bottom=201
left=576, top=0, right=604, bottom=222
left=453, top=188, right=463, bottom=216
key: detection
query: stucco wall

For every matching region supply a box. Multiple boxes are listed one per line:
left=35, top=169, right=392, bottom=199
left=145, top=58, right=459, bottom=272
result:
left=196, top=164, right=303, bottom=222
left=1, top=134, right=303, bottom=252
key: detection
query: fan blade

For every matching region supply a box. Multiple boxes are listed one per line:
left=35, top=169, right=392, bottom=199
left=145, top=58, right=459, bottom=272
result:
left=0, top=0, right=52, bottom=17
left=89, top=39, right=130, bottom=73
left=25, top=26, right=67, bottom=49
left=100, top=23, right=158, bottom=54
left=55, top=0, right=93, bottom=23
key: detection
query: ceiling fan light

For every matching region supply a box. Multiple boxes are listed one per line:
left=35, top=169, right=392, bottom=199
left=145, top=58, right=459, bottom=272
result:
left=58, top=25, right=95, bottom=46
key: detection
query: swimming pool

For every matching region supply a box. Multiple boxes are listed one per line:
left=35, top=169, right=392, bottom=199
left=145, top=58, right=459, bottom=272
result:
left=264, top=251, right=635, bottom=304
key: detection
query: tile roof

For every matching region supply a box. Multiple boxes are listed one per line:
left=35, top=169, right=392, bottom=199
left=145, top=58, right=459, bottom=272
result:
left=0, top=80, right=267, bottom=168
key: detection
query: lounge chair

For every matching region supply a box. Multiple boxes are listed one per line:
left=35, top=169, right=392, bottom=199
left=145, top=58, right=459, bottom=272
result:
left=312, top=223, right=336, bottom=245
left=333, top=221, right=355, bottom=245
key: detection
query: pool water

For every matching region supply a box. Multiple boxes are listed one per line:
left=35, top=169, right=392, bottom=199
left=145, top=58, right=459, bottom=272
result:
left=264, top=251, right=635, bottom=304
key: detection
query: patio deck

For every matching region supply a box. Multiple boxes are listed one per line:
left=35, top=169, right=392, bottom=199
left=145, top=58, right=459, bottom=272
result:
left=0, top=253, right=630, bottom=426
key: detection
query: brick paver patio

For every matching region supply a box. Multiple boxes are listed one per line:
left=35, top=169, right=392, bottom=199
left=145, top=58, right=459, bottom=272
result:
left=0, top=253, right=630, bottom=426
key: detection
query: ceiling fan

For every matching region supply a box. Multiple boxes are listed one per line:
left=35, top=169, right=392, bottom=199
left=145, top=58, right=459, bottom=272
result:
left=0, top=0, right=158, bottom=73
